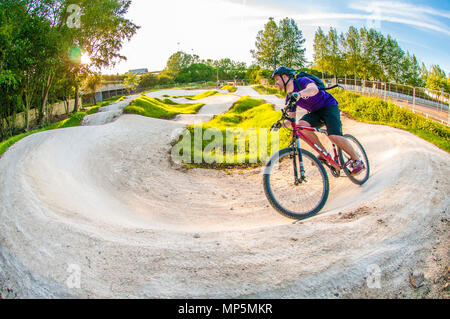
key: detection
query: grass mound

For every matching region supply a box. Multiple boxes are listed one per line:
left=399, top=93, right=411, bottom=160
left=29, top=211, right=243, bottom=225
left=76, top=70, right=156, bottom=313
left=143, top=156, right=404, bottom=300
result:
left=253, top=85, right=285, bottom=98
left=123, top=96, right=204, bottom=119
left=172, top=96, right=291, bottom=168
left=172, top=90, right=219, bottom=100
left=221, top=85, right=237, bottom=93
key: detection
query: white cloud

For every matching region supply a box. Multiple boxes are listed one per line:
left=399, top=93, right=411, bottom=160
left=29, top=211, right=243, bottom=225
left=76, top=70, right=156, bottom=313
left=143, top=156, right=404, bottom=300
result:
left=350, top=1, right=450, bottom=20
left=348, top=1, right=450, bottom=35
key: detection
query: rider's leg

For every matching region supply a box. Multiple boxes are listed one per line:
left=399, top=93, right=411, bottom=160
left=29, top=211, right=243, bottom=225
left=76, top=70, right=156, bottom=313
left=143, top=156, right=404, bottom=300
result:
left=297, top=120, right=327, bottom=154
left=328, top=135, right=359, bottom=161
left=322, top=105, right=360, bottom=161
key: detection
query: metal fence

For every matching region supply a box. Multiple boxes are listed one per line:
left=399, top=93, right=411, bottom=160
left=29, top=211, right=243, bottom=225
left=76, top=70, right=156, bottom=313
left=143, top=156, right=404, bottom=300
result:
left=324, top=77, right=450, bottom=126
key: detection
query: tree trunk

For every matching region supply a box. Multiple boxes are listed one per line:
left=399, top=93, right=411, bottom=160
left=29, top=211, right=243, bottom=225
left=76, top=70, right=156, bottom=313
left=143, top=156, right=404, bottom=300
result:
left=39, top=74, right=54, bottom=125
left=64, top=99, right=69, bottom=115
left=24, top=76, right=32, bottom=131
left=24, top=93, right=30, bottom=131
left=25, top=101, right=30, bottom=131
left=74, top=86, right=80, bottom=113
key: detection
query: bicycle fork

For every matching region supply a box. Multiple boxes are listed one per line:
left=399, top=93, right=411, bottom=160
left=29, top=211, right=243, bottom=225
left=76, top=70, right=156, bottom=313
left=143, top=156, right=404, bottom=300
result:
left=292, top=137, right=306, bottom=185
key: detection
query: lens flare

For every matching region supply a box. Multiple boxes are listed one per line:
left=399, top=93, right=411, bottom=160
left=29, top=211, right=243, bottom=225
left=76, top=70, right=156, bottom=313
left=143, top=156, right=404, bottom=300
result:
left=81, top=52, right=91, bottom=65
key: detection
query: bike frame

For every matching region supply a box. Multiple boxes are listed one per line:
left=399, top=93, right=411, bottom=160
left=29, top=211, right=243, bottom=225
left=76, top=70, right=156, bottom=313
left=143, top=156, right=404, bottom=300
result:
left=290, top=122, right=346, bottom=170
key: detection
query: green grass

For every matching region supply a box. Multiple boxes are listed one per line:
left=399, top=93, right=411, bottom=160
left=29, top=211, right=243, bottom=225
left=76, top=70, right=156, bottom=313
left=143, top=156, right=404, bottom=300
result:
left=221, top=85, right=237, bottom=93
left=331, top=89, right=450, bottom=152
left=252, top=85, right=285, bottom=98
left=172, top=96, right=291, bottom=168
left=86, top=105, right=101, bottom=115
left=0, top=95, right=127, bottom=157
left=250, top=85, right=449, bottom=152
left=172, top=90, right=219, bottom=100
left=123, top=96, right=205, bottom=119
left=0, top=112, right=87, bottom=157
left=82, top=95, right=125, bottom=110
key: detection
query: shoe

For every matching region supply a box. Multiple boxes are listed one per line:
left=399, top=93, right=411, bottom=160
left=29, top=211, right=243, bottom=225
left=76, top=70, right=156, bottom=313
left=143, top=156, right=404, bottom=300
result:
left=350, top=160, right=365, bottom=175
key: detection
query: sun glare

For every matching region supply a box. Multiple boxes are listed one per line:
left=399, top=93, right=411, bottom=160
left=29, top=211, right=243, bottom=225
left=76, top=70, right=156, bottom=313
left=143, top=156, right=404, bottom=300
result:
left=81, top=52, right=91, bottom=65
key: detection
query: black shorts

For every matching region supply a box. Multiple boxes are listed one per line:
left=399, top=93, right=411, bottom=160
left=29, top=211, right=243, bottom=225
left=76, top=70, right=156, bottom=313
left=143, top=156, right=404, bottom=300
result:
left=300, top=105, right=343, bottom=136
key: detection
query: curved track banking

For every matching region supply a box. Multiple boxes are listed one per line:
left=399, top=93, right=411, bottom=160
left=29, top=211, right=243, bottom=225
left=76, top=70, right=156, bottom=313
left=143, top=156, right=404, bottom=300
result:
left=0, top=87, right=448, bottom=298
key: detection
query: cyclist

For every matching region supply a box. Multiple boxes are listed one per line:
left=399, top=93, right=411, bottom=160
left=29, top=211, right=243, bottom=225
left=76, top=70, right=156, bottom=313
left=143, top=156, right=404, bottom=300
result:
left=272, top=66, right=365, bottom=175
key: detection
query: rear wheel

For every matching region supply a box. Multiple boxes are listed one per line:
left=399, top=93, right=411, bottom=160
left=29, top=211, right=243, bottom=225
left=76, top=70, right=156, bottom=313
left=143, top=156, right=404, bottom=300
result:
left=338, top=134, right=370, bottom=185
left=263, top=147, right=329, bottom=220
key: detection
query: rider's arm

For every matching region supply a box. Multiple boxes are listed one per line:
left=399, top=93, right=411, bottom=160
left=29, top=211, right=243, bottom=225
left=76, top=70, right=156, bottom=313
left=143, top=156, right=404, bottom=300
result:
left=299, top=83, right=319, bottom=97
left=282, top=110, right=296, bottom=128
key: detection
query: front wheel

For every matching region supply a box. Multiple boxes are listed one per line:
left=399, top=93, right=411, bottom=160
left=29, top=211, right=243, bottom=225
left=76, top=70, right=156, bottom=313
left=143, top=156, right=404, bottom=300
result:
left=338, top=134, right=370, bottom=185
left=263, top=147, right=329, bottom=220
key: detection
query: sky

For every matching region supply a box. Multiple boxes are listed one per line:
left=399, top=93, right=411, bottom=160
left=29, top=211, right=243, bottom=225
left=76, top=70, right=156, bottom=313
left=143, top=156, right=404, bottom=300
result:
left=100, top=0, right=450, bottom=75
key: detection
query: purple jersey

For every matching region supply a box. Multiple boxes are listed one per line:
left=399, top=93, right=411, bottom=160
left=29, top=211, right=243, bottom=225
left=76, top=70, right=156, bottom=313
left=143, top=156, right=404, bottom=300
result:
left=286, top=77, right=338, bottom=113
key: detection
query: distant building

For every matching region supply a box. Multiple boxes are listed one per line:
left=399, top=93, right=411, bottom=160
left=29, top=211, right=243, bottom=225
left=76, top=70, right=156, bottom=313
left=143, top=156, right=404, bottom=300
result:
left=129, top=68, right=149, bottom=75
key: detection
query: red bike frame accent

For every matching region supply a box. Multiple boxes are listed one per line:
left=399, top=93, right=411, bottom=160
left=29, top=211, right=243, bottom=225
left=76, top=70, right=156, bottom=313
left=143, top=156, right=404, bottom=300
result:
left=290, top=123, right=342, bottom=170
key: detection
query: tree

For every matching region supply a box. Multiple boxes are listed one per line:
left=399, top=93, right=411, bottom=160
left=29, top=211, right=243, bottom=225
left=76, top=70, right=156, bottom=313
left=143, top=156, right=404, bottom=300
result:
left=278, top=18, right=306, bottom=69
left=313, top=27, right=328, bottom=79
left=29, top=0, right=139, bottom=123
left=0, top=0, right=139, bottom=134
left=399, top=52, right=422, bottom=86
left=83, top=73, right=103, bottom=105
left=183, top=63, right=215, bottom=82
left=157, top=72, right=175, bottom=85
left=138, top=73, right=158, bottom=89
left=426, top=65, right=449, bottom=93
left=419, top=62, right=429, bottom=86
left=123, top=71, right=140, bottom=94
left=251, top=17, right=282, bottom=69
left=359, top=27, right=378, bottom=81
left=382, top=35, right=404, bottom=82
left=165, top=51, right=201, bottom=81
left=371, top=29, right=388, bottom=81
left=343, top=26, right=362, bottom=84
left=166, top=51, right=194, bottom=73
left=324, top=27, right=344, bottom=80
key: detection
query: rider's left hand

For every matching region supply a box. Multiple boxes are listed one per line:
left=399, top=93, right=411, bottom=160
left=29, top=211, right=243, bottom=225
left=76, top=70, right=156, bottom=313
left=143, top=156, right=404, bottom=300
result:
left=287, top=92, right=300, bottom=103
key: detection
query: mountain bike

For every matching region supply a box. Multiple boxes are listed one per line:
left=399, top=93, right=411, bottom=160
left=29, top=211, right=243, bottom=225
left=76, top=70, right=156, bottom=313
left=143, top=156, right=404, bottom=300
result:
left=263, top=100, right=370, bottom=220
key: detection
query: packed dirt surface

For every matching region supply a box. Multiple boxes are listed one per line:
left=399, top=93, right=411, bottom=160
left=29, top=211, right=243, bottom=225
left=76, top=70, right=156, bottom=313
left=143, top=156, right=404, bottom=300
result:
left=0, top=87, right=448, bottom=298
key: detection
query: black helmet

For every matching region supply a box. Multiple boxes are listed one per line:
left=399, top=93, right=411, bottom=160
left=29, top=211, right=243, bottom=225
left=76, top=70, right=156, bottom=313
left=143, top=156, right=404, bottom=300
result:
left=272, top=67, right=296, bottom=93
left=271, top=67, right=296, bottom=79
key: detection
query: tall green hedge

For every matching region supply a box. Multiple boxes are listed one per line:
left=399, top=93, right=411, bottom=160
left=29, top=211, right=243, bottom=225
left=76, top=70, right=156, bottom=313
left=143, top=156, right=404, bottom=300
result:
left=331, top=89, right=450, bottom=152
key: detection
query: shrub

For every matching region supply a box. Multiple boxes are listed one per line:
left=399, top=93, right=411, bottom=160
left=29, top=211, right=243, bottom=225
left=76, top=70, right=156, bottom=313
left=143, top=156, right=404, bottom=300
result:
left=124, top=96, right=204, bottom=119
left=221, top=85, right=237, bottom=93
left=331, top=89, right=450, bottom=152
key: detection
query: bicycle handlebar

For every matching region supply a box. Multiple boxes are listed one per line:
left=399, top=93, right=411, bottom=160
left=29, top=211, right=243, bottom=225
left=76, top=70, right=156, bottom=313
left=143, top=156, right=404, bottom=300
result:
left=270, top=101, right=296, bottom=131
